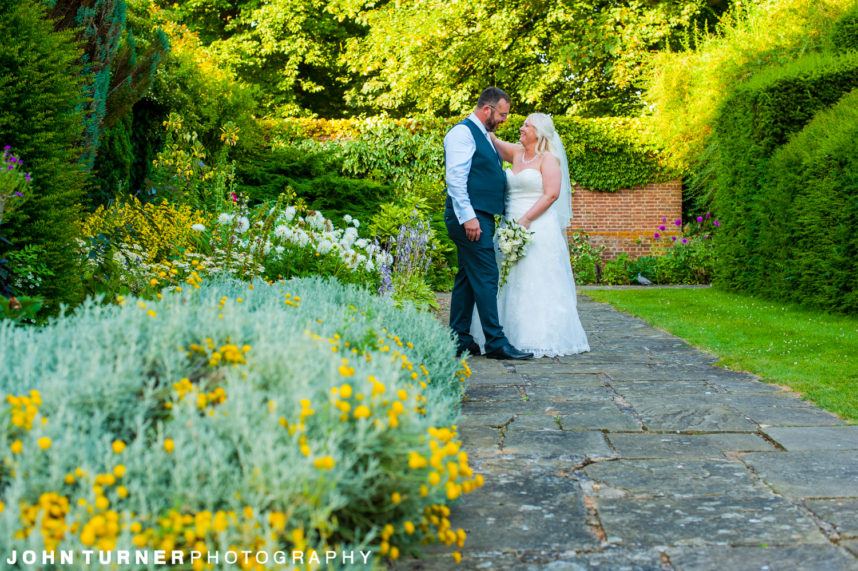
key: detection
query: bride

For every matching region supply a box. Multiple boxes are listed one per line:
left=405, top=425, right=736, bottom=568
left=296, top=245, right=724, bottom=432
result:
left=472, top=113, right=589, bottom=358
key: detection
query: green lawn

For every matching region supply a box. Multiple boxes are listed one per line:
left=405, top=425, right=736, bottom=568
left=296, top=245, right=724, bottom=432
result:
left=582, top=287, right=858, bottom=422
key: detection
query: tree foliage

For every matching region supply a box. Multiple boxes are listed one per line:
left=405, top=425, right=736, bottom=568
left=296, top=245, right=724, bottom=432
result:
left=152, top=0, right=727, bottom=117
left=0, top=0, right=88, bottom=304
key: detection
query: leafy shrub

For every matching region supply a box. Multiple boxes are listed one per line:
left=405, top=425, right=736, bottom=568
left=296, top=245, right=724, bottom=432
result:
left=264, top=115, right=675, bottom=194
left=235, top=143, right=394, bottom=226
left=569, top=231, right=606, bottom=285
left=0, top=0, right=88, bottom=305
left=752, top=88, right=858, bottom=313
left=0, top=276, right=481, bottom=565
left=712, top=50, right=858, bottom=292
left=601, top=254, right=631, bottom=285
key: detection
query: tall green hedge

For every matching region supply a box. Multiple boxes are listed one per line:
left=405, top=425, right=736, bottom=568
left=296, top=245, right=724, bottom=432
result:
left=712, top=50, right=858, bottom=297
left=753, top=90, right=858, bottom=313
left=0, top=0, right=88, bottom=305
left=832, top=2, right=858, bottom=52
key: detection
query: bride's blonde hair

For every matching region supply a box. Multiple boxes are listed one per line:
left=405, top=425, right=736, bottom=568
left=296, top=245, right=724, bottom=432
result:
left=527, top=113, right=556, bottom=154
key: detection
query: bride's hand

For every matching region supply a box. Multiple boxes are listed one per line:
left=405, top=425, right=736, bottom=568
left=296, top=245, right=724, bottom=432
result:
left=518, top=216, right=531, bottom=229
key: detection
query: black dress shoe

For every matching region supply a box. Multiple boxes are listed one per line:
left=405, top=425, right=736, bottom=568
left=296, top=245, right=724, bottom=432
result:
left=456, top=342, right=482, bottom=358
left=485, top=345, right=534, bottom=360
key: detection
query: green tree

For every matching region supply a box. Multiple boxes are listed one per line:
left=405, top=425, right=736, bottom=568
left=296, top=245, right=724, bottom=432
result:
left=49, top=0, right=169, bottom=170
left=158, top=0, right=366, bottom=116
left=0, top=0, right=89, bottom=304
left=334, top=0, right=729, bottom=117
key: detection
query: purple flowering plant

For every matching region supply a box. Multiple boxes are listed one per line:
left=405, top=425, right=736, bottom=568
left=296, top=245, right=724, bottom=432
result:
left=647, top=213, right=722, bottom=284
left=1, top=146, right=32, bottom=226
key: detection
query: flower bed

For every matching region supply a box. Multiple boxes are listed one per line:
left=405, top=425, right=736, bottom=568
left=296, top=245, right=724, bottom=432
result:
left=0, top=277, right=478, bottom=568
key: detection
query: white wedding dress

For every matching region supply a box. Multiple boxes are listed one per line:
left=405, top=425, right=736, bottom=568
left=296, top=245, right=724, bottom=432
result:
left=472, top=168, right=590, bottom=358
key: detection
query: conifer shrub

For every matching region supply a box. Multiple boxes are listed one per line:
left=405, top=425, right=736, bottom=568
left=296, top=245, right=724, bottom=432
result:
left=712, top=50, right=858, bottom=293
left=0, top=0, right=89, bottom=306
left=754, top=89, right=858, bottom=313
left=832, top=2, right=858, bottom=52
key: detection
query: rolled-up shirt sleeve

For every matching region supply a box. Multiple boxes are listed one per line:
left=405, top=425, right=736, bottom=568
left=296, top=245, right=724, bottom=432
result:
left=444, top=124, right=477, bottom=224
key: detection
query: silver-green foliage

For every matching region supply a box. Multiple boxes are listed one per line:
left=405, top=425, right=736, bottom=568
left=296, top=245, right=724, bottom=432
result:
left=0, top=277, right=465, bottom=569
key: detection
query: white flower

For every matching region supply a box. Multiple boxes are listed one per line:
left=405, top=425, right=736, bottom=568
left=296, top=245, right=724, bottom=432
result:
left=353, top=220, right=360, bottom=228
left=310, top=211, right=326, bottom=231
left=275, top=246, right=285, bottom=254
left=343, top=214, right=353, bottom=223
left=274, top=225, right=291, bottom=239
left=235, top=216, right=250, bottom=234
left=355, top=238, right=368, bottom=249
left=364, top=259, right=375, bottom=272
left=285, top=206, right=297, bottom=222
left=218, top=213, right=234, bottom=226
left=317, top=239, right=333, bottom=255
left=191, top=223, right=206, bottom=232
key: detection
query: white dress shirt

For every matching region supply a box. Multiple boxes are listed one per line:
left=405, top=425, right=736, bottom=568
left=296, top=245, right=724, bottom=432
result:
left=444, top=113, right=498, bottom=224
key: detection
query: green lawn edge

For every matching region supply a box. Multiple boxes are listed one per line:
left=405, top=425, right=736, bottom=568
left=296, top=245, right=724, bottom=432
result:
left=582, top=287, right=858, bottom=422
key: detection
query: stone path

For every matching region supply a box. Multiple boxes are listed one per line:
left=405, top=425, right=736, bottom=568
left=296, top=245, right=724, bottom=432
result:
left=401, top=294, right=858, bottom=570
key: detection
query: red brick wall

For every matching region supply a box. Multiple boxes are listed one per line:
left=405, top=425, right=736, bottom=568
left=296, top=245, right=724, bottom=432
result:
left=564, top=180, right=683, bottom=259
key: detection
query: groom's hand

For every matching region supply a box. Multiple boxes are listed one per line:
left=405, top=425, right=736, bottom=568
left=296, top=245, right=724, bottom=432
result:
left=464, top=218, right=482, bottom=241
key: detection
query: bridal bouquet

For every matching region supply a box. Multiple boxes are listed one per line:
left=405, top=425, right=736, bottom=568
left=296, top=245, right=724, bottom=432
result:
left=494, top=215, right=534, bottom=288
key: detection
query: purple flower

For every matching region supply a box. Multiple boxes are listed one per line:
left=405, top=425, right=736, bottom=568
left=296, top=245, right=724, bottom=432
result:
left=714, top=220, right=721, bottom=227
left=230, top=192, right=238, bottom=202
left=682, top=238, right=688, bottom=244
left=674, top=219, right=682, bottom=227
left=658, top=224, right=666, bottom=231
left=7, top=164, right=12, bottom=170
left=24, top=173, right=30, bottom=182
left=3, top=145, right=10, bottom=151
left=653, top=232, right=660, bottom=239
left=705, top=212, right=711, bottom=219
left=672, top=236, right=677, bottom=242
left=661, top=217, right=666, bottom=223
left=13, top=192, right=23, bottom=197
left=696, top=216, right=703, bottom=222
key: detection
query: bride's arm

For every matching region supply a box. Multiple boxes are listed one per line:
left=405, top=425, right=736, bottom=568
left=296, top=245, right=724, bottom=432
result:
left=518, top=154, right=561, bottom=229
left=489, top=133, right=522, bottom=163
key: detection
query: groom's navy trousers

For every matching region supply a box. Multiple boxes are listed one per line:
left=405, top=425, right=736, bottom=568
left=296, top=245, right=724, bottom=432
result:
left=445, top=206, right=508, bottom=354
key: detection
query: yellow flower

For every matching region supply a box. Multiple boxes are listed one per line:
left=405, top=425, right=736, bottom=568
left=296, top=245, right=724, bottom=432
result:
left=114, top=465, right=126, bottom=478
left=404, top=521, right=415, bottom=534
left=112, top=440, right=126, bottom=454
left=37, top=437, right=51, bottom=450
left=117, top=486, right=129, bottom=499
left=391, top=492, right=401, bottom=504
left=353, top=405, right=371, bottom=419
left=10, top=440, right=22, bottom=454
left=453, top=551, right=462, bottom=563
left=338, top=365, right=355, bottom=378
left=313, top=456, right=335, bottom=470
left=339, top=383, right=353, bottom=398
left=164, top=439, right=175, bottom=453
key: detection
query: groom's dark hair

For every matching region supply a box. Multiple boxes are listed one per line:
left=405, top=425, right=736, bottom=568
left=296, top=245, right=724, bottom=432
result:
left=476, top=87, right=510, bottom=108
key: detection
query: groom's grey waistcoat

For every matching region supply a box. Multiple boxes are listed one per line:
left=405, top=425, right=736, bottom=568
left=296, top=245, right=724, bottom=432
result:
left=450, top=119, right=506, bottom=216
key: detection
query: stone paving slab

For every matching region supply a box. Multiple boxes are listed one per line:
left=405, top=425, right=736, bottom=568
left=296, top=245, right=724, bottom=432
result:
left=668, top=544, right=858, bottom=570
left=582, top=459, right=773, bottom=498
left=415, top=293, right=858, bottom=569
left=804, top=499, right=858, bottom=538
left=443, top=470, right=599, bottom=552
left=595, top=496, right=828, bottom=546
left=501, top=429, right=615, bottom=460
left=763, top=426, right=858, bottom=451
left=740, top=451, right=858, bottom=498
left=606, top=433, right=776, bottom=459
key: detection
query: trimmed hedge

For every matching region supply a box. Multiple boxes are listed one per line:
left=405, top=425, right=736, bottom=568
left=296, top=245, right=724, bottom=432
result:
left=754, top=89, right=858, bottom=313
left=263, top=115, right=676, bottom=193
left=712, top=50, right=858, bottom=297
left=832, top=2, right=858, bottom=52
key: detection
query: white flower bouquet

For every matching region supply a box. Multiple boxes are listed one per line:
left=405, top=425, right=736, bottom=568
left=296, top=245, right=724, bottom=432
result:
left=494, top=215, right=534, bottom=288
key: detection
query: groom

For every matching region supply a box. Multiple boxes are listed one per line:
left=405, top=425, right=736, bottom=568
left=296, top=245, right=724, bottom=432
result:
left=444, top=87, right=533, bottom=361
